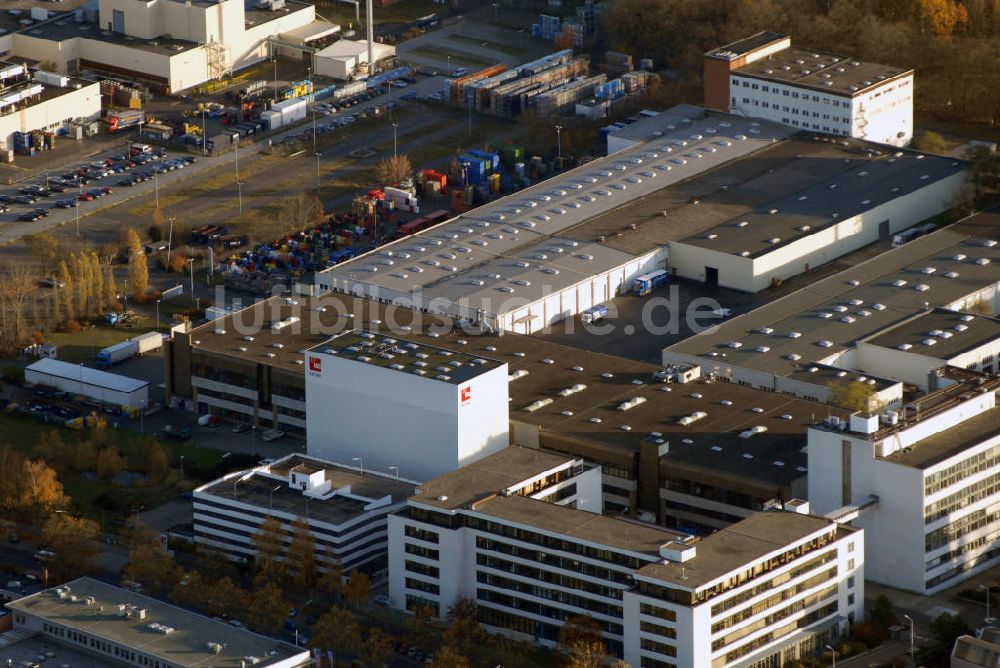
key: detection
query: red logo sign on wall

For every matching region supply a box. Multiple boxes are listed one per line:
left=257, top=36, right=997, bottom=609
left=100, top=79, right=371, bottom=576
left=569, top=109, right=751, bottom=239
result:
left=460, top=387, right=471, bottom=403
left=309, top=357, right=322, bottom=373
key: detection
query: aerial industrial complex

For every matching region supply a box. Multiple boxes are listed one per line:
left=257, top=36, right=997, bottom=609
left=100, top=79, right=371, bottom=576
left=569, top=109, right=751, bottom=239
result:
left=2, top=10, right=999, bottom=668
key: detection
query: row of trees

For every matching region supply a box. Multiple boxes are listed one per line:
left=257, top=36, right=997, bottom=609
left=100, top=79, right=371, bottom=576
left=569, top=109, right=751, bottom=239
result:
left=603, top=0, right=1000, bottom=126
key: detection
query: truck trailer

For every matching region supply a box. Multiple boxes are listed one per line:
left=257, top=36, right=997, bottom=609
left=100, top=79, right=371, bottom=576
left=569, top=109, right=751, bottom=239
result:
left=103, top=110, right=146, bottom=133
left=95, top=331, right=162, bottom=368
left=633, top=269, right=669, bottom=296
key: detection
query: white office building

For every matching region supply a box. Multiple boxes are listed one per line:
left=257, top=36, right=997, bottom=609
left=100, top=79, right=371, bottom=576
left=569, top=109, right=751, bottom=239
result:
left=704, top=32, right=913, bottom=146
left=808, top=372, right=1000, bottom=594
left=388, top=447, right=864, bottom=668
left=193, top=454, right=416, bottom=576
left=304, top=329, right=510, bottom=482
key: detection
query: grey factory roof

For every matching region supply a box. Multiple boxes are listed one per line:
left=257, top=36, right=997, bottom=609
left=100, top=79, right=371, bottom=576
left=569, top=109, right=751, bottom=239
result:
left=6, top=578, right=306, bottom=668
left=186, top=293, right=845, bottom=488
left=560, top=133, right=956, bottom=258
left=319, top=107, right=791, bottom=311
left=410, top=446, right=582, bottom=512
left=410, top=447, right=686, bottom=557
left=666, top=226, right=1000, bottom=379
left=29, top=18, right=202, bottom=55
left=882, top=401, right=1000, bottom=470
left=308, top=328, right=504, bottom=385
left=197, top=453, right=415, bottom=525
left=637, top=511, right=851, bottom=589
left=706, top=31, right=787, bottom=60
left=861, top=308, right=1000, bottom=360
left=676, top=149, right=963, bottom=259
left=733, top=45, right=912, bottom=97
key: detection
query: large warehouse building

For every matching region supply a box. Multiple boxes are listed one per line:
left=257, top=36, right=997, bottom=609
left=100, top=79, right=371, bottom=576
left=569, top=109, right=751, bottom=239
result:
left=317, top=105, right=964, bottom=334
left=663, top=220, right=1000, bottom=403
left=704, top=32, right=914, bottom=146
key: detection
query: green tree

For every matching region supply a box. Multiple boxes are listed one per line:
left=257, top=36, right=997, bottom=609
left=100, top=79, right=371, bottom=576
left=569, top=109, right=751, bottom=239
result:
left=914, top=130, right=948, bottom=154
left=359, top=626, right=394, bottom=667
left=128, top=250, right=149, bottom=298
left=430, top=644, right=471, bottom=668
left=285, top=516, right=317, bottom=588
left=343, top=569, right=371, bottom=608
left=557, top=615, right=606, bottom=668
left=870, top=594, right=896, bottom=629
left=41, top=513, right=101, bottom=582
left=25, top=233, right=59, bottom=263
left=96, top=447, right=125, bottom=480
left=930, top=612, right=971, bottom=646
left=444, top=596, right=482, bottom=654
left=247, top=581, right=288, bottom=634
left=251, top=516, right=285, bottom=578
left=828, top=380, right=879, bottom=412
left=314, top=607, right=359, bottom=659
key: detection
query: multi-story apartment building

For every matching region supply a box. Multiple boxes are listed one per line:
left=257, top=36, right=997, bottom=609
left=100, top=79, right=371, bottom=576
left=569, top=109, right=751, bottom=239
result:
left=809, top=371, right=1000, bottom=594
left=194, top=454, right=416, bottom=577
left=388, top=447, right=864, bottom=668
left=704, top=32, right=913, bottom=146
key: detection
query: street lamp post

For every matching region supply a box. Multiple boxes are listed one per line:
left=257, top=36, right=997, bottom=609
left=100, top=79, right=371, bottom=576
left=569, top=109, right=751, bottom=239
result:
left=139, top=399, right=145, bottom=435
left=250, top=425, right=256, bottom=457
left=186, top=258, right=195, bottom=304
left=312, top=109, right=317, bottom=149
left=391, top=123, right=398, bottom=158
left=269, top=484, right=281, bottom=510
left=155, top=299, right=161, bottom=333
left=315, top=152, right=321, bottom=190
left=273, top=56, right=278, bottom=102
left=555, top=125, right=563, bottom=160
left=388, top=466, right=399, bottom=479
left=202, top=109, right=207, bottom=156
left=179, top=455, right=184, bottom=480
left=981, top=584, right=999, bottom=624
left=824, top=645, right=836, bottom=668
left=352, top=457, right=363, bottom=475
left=75, top=184, right=80, bottom=237
left=903, top=614, right=915, bottom=664
left=153, top=171, right=159, bottom=209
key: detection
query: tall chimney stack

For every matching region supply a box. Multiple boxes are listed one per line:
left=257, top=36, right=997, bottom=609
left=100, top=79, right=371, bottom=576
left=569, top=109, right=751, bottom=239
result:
left=366, top=0, right=374, bottom=72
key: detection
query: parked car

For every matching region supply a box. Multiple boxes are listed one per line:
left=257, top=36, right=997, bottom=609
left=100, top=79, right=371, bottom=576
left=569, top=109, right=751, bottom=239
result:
left=77, top=192, right=94, bottom=202
left=54, top=199, right=75, bottom=208
left=40, top=277, right=67, bottom=289
left=18, top=211, right=41, bottom=222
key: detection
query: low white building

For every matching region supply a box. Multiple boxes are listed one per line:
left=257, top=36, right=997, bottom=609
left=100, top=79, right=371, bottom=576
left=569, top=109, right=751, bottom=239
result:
left=25, top=358, right=148, bottom=408
left=704, top=32, right=913, bottom=146
left=304, top=329, right=510, bottom=482
left=855, top=308, right=1000, bottom=391
left=194, top=454, right=416, bottom=576
left=314, top=39, right=395, bottom=81
left=808, top=372, right=1000, bottom=594
left=0, top=64, right=101, bottom=153
left=388, top=447, right=864, bottom=668
left=6, top=577, right=310, bottom=668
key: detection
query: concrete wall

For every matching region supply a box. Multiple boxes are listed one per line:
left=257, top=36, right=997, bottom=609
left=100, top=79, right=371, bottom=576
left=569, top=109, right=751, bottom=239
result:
left=667, top=242, right=754, bottom=292
left=850, top=74, right=913, bottom=146
left=856, top=342, right=945, bottom=390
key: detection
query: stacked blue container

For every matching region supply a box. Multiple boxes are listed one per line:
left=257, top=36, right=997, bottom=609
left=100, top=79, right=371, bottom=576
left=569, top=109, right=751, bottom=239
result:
left=458, top=155, right=486, bottom=185
left=465, top=149, right=500, bottom=173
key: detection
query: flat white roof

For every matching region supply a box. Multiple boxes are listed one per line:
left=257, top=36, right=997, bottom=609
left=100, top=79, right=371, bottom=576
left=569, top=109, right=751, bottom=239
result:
left=26, top=358, right=148, bottom=394
left=315, top=39, right=394, bottom=61
left=281, top=20, right=339, bottom=42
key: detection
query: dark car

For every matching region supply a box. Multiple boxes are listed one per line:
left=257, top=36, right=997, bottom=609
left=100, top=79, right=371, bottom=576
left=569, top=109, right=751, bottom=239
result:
left=0, top=204, right=8, bottom=213
left=87, top=188, right=105, bottom=199
left=100, top=186, right=114, bottom=195
left=118, top=177, right=136, bottom=187
left=47, top=183, right=67, bottom=193
left=0, top=195, right=12, bottom=203
left=13, top=195, right=36, bottom=205
left=33, top=208, right=50, bottom=218
left=53, top=199, right=74, bottom=209
left=77, top=192, right=94, bottom=202
left=53, top=405, right=80, bottom=419
left=28, top=400, right=51, bottom=412
left=18, top=211, right=41, bottom=222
